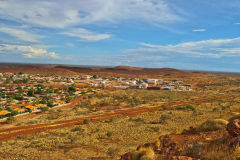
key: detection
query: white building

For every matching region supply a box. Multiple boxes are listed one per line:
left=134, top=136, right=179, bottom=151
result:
left=139, top=83, right=148, bottom=89
left=146, top=79, right=157, bottom=84
left=82, top=75, right=91, bottom=80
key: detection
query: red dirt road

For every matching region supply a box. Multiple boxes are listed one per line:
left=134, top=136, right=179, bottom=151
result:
left=0, top=93, right=237, bottom=141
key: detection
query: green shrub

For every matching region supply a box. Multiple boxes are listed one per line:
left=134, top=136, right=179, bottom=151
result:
left=212, top=107, right=219, bottom=112
left=160, top=114, right=171, bottom=123
left=176, top=104, right=196, bottom=112
left=176, top=106, right=187, bottom=110
left=57, top=109, right=62, bottom=112
left=83, top=119, right=89, bottom=124
left=186, top=104, right=197, bottom=112
left=40, top=107, right=49, bottom=112
left=71, top=127, right=81, bottom=132
left=162, top=106, right=167, bottom=110
left=10, top=110, right=18, bottom=116
left=6, top=116, right=15, bottom=124
left=106, top=131, right=113, bottom=137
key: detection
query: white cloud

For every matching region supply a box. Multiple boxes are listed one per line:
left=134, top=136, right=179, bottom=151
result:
left=0, top=43, right=61, bottom=60
left=0, top=26, right=43, bottom=43
left=235, top=22, right=240, bottom=25
left=127, top=37, right=240, bottom=58
left=0, top=0, right=184, bottom=28
left=61, top=28, right=110, bottom=42
left=192, top=29, right=206, bottom=32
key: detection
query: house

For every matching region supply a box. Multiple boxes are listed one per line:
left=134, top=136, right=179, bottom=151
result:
left=129, top=80, right=137, bottom=86
left=146, top=79, right=157, bottom=84
left=113, top=86, right=129, bottom=89
left=129, top=85, right=141, bottom=89
left=82, top=75, right=91, bottom=80
left=25, top=105, right=38, bottom=111
left=94, top=78, right=103, bottom=82
left=0, top=110, right=11, bottom=116
left=13, top=108, right=26, bottom=113
left=139, top=83, right=148, bottom=89
left=123, top=82, right=129, bottom=86
left=183, top=84, right=192, bottom=91
left=56, top=100, right=65, bottom=104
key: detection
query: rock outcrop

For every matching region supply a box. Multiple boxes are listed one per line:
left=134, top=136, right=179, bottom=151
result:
left=227, top=119, right=240, bottom=137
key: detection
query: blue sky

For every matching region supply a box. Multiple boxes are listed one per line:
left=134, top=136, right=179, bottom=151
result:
left=0, top=0, right=240, bottom=72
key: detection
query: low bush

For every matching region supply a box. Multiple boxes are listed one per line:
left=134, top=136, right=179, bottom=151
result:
left=196, top=119, right=228, bottom=132
left=6, top=116, right=15, bottom=124
left=106, top=131, right=113, bottom=137
left=83, top=119, right=89, bottom=124
left=57, top=109, right=62, bottom=112
left=176, top=104, right=196, bottom=112
left=40, top=107, right=49, bottom=112
left=186, top=104, right=197, bottom=112
left=160, top=114, right=171, bottom=123
left=162, top=106, right=167, bottom=110
left=212, top=107, right=219, bottom=112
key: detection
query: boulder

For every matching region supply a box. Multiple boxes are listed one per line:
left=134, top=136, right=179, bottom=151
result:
left=120, top=152, right=132, bottom=160
left=227, top=119, right=240, bottom=137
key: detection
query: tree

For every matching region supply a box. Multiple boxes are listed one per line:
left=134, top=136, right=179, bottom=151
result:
left=6, top=116, right=15, bottom=124
left=66, top=96, right=73, bottom=103
left=37, top=84, right=44, bottom=89
left=10, top=110, right=18, bottom=116
left=40, top=107, right=49, bottom=112
left=68, top=84, right=76, bottom=92
left=83, top=119, right=89, bottom=124
left=47, top=100, right=54, bottom=107
left=13, top=80, right=20, bottom=84
left=22, top=78, right=29, bottom=83
left=35, top=88, right=43, bottom=94
left=27, top=89, right=34, bottom=97
left=106, top=131, right=113, bottom=137
left=5, top=78, right=11, bottom=84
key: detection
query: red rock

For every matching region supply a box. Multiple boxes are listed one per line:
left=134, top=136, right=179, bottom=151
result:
left=182, top=126, right=197, bottom=134
left=119, top=152, right=132, bottom=160
left=227, top=119, right=240, bottom=137
left=171, top=156, right=193, bottom=160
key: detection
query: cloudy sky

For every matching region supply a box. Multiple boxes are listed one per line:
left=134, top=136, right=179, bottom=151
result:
left=0, top=0, right=240, bottom=72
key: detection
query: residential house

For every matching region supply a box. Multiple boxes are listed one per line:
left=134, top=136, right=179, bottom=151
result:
left=82, top=75, right=91, bottom=80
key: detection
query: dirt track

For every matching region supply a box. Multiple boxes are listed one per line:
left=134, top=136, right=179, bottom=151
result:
left=0, top=93, right=237, bottom=141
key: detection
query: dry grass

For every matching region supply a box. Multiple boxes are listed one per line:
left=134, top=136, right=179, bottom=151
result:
left=0, top=98, right=237, bottom=160
left=0, top=74, right=240, bottom=159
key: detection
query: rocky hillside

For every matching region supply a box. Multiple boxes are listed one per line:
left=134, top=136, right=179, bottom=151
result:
left=120, top=117, right=240, bottom=160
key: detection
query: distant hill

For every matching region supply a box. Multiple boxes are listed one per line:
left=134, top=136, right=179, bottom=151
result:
left=0, top=63, right=202, bottom=77
left=0, top=64, right=77, bottom=75
left=55, top=65, right=201, bottom=78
